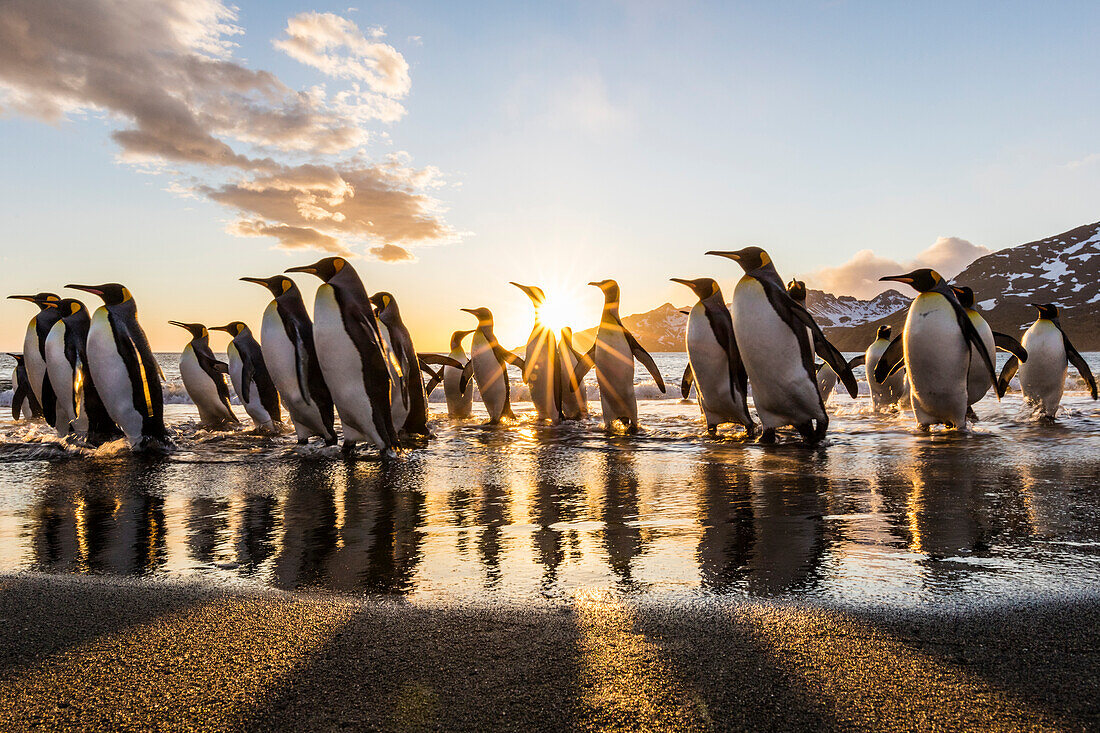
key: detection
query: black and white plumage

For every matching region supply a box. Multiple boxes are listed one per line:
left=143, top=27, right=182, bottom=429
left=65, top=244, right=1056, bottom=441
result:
left=286, top=257, right=400, bottom=456
left=670, top=277, right=753, bottom=435
left=8, top=353, right=42, bottom=420
left=510, top=283, right=562, bottom=424
left=8, top=292, right=62, bottom=429
left=706, top=247, right=856, bottom=444
left=459, top=307, right=525, bottom=424
left=169, top=321, right=238, bottom=429
left=66, top=283, right=168, bottom=450
left=212, top=321, right=282, bottom=433
left=1005, top=303, right=1097, bottom=418
left=240, top=275, right=335, bottom=445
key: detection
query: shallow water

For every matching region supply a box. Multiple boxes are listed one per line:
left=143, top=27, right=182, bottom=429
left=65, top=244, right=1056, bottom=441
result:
left=0, top=353, right=1098, bottom=610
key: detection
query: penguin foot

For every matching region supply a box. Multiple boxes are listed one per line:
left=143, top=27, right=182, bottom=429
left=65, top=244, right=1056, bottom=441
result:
left=626, top=422, right=639, bottom=435
left=707, top=425, right=718, bottom=436
left=758, top=428, right=777, bottom=444
left=381, top=447, right=398, bottom=460
left=297, top=437, right=309, bottom=446
left=324, top=436, right=338, bottom=446
left=966, top=406, right=979, bottom=423
left=917, top=423, right=931, bottom=433
left=342, top=440, right=357, bottom=455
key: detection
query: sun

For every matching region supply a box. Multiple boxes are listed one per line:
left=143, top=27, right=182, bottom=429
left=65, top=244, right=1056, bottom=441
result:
left=536, top=293, right=587, bottom=334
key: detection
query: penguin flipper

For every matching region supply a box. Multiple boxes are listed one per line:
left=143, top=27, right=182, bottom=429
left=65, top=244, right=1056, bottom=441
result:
left=944, top=290, right=998, bottom=397
left=847, top=355, right=866, bottom=370
left=700, top=300, right=748, bottom=410
left=418, top=353, right=463, bottom=369
left=873, top=334, right=906, bottom=384
left=240, top=357, right=254, bottom=404
left=287, top=322, right=313, bottom=406
left=624, top=330, right=665, bottom=392
left=493, top=343, right=525, bottom=372
left=459, top=360, right=475, bottom=393
left=997, top=355, right=1019, bottom=398
left=12, top=383, right=27, bottom=420
left=993, top=332, right=1028, bottom=362
left=1062, top=332, right=1098, bottom=400
left=424, top=371, right=442, bottom=396
left=680, top=364, right=694, bottom=399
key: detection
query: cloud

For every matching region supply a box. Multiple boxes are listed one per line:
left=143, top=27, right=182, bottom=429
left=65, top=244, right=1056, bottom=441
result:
left=806, top=236, right=991, bottom=299
left=0, top=0, right=453, bottom=260
left=370, top=244, right=415, bottom=262
left=1065, top=153, right=1100, bottom=169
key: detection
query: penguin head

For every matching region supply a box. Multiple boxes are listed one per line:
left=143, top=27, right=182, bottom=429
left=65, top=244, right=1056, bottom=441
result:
left=950, top=286, right=976, bottom=309
left=168, top=321, right=208, bottom=339
left=509, top=282, right=547, bottom=308
left=1030, top=303, right=1059, bottom=320
left=9, top=353, right=24, bottom=365
left=285, top=257, right=348, bottom=282
left=240, top=275, right=298, bottom=298
left=785, top=278, right=807, bottom=303
left=369, top=291, right=400, bottom=317
left=66, top=283, right=132, bottom=306
left=460, top=307, right=494, bottom=326
left=669, top=277, right=720, bottom=302
left=211, top=321, right=249, bottom=337
left=876, top=325, right=892, bottom=340
left=587, top=280, right=620, bottom=306
left=705, top=246, right=772, bottom=273
left=879, top=269, right=943, bottom=293
left=450, top=329, right=474, bottom=350
left=7, top=292, right=60, bottom=310
left=48, top=299, right=87, bottom=319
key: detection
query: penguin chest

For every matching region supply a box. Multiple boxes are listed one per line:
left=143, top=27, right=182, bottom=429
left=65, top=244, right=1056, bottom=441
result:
left=1019, top=322, right=1067, bottom=397
left=903, top=294, right=968, bottom=416
left=260, top=304, right=305, bottom=405
left=44, top=323, right=75, bottom=430
left=179, top=345, right=228, bottom=419
left=444, top=350, right=473, bottom=414
left=524, top=326, right=558, bottom=414
left=470, top=332, right=507, bottom=413
left=594, top=323, right=634, bottom=387
left=22, top=320, right=46, bottom=395
left=686, top=306, right=735, bottom=408
left=732, top=277, right=819, bottom=424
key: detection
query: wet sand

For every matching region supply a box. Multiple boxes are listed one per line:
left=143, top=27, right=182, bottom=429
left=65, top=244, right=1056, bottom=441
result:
left=1, top=573, right=1097, bottom=731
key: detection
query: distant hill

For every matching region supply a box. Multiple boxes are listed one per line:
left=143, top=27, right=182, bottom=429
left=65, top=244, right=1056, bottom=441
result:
left=826, top=221, right=1100, bottom=350
left=573, top=220, right=1100, bottom=352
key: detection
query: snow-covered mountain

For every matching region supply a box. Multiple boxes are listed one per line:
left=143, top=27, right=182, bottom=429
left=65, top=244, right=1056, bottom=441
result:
left=573, top=221, right=1100, bottom=352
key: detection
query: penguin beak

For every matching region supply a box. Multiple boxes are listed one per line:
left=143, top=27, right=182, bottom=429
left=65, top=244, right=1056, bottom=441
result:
left=705, top=250, right=740, bottom=261
left=284, top=265, right=317, bottom=275
left=210, top=324, right=232, bottom=333
left=460, top=308, right=477, bottom=316
left=66, top=284, right=104, bottom=296
left=239, top=276, right=269, bottom=286
left=669, top=278, right=694, bottom=287
left=587, top=281, right=603, bottom=289
left=509, top=282, right=541, bottom=304
left=7, top=295, right=38, bottom=302
left=168, top=321, right=190, bottom=330
left=879, top=274, right=914, bottom=284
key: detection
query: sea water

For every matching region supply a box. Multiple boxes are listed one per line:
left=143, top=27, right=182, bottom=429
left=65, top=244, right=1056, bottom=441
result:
left=0, top=352, right=1098, bottom=611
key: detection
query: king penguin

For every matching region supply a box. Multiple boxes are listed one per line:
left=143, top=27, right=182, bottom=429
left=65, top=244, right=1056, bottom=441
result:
left=66, top=283, right=168, bottom=450
left=875, top=270, right=998, bottom=430
left=510, top=283, right=563, bottom=424
left=670, top=277, right=754, bottom=435
left=706, top=247, right=858, bottom=444
left=286, top=257, right=399, bottom=456
left=459, top=307, right=525, bottom=424
left=864, top=326, right=908, bottom=411
left=240, top=275, right=336, bottom=445
left=1005, top=303, right=1097, bottom=418
left=587, top=280, right=666, bottom=432
left=169, top=321, right=238, bottom=429
left=8, top=353, right=42, bottom=420
left=44, top=299, right=122, bottom=444
left=211, top=322, right=282, bottom=434
left=784, top=279, right=864, bottom=407
left=371, top=291, right=457, bottom=437
left=438, top=329, right=475, bottom=418
left=952, top=286, right=1027, bottom=418
left=8, top=292, right=62, bottom=429
left=559, top=326, right=591, bottom=420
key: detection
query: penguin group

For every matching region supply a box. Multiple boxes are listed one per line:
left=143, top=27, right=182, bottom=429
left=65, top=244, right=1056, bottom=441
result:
left=5, top=246, right=1096, bottom=454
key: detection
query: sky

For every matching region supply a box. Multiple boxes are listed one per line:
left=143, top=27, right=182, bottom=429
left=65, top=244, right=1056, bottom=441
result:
left=2, top=0, right=1100, bottom=351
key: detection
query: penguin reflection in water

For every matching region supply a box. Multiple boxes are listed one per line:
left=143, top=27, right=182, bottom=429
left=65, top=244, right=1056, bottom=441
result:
left=211, top=322, right=282, bottom=434
left=874, top=269, right=998, bottom=430
left=670, top=277, right=754, bottom=436
left=587, top=279, right=666, bottom=433
left=1002, top=303, right=1097, bottom=419
left=706, top=248, right=858, bottom=444
left=168, top=321, right=238, bottom=429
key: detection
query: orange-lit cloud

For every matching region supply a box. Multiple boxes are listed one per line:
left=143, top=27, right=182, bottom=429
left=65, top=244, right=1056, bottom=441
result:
left=0, top=0, right=454, bottom=260
left=806, top=237, right=991, bottom=298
